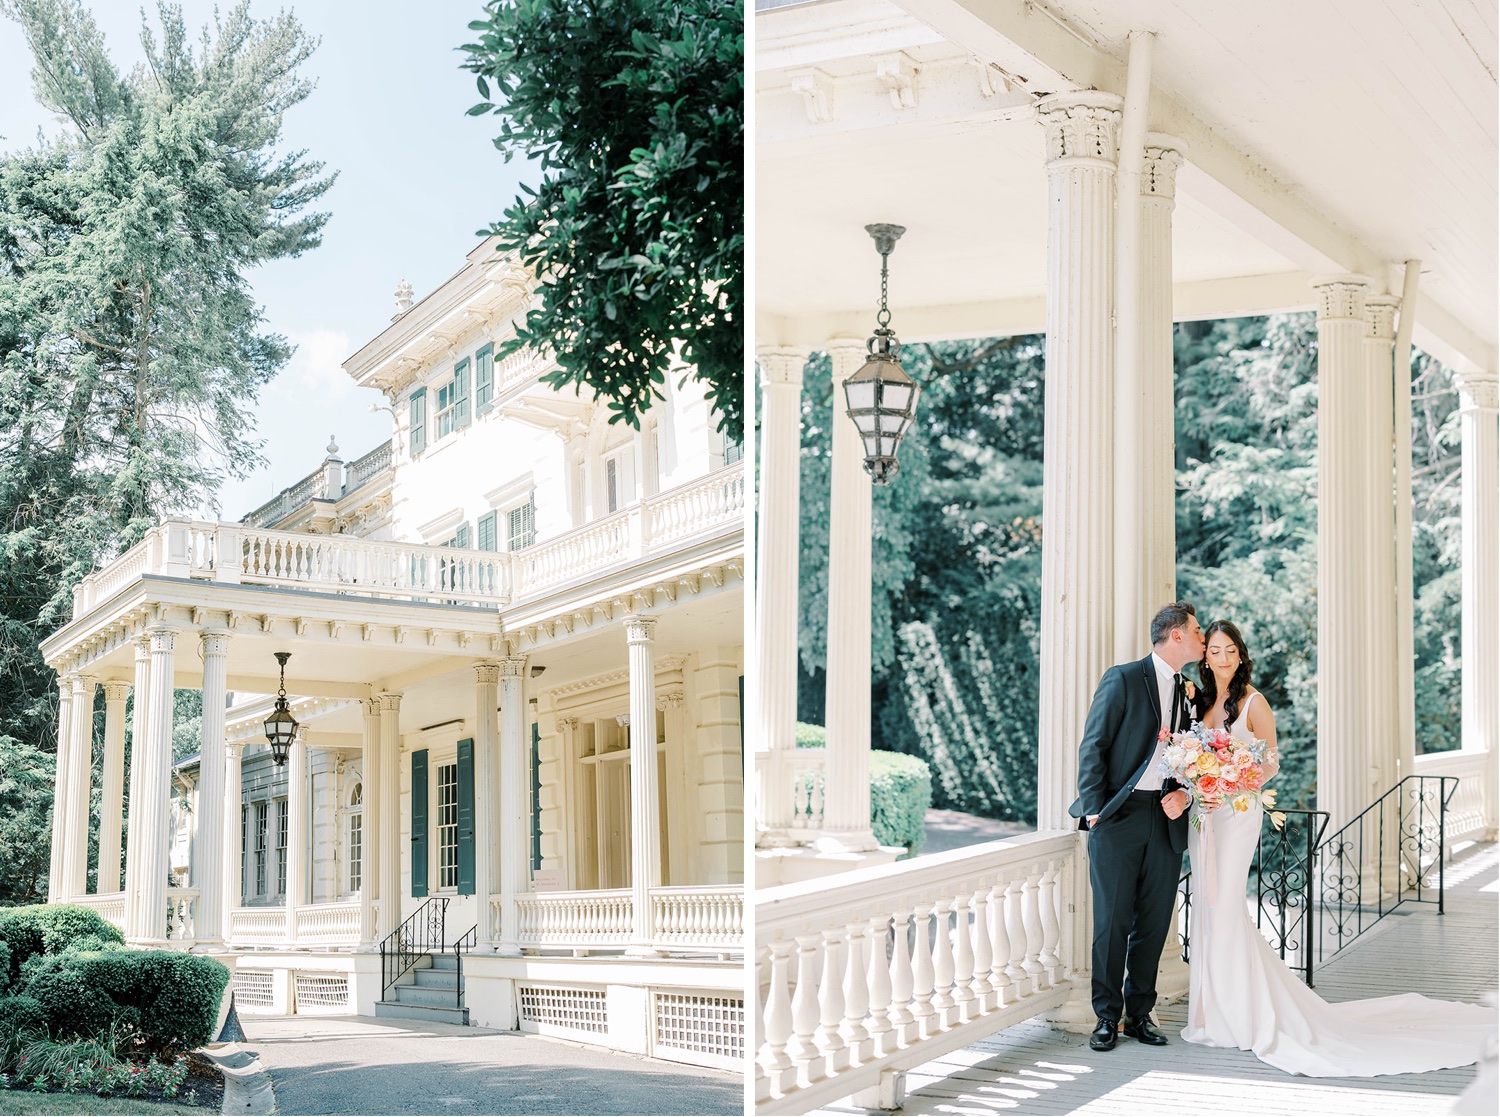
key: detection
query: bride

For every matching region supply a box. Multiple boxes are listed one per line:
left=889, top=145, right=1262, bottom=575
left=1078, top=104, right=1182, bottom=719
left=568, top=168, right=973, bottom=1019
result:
left=1181, top=619, right=1493, bottom=1076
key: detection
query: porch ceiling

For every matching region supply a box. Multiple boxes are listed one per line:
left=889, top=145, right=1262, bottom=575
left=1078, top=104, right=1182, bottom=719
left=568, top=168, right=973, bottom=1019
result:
left=756, top=0, right=1497, bottom=369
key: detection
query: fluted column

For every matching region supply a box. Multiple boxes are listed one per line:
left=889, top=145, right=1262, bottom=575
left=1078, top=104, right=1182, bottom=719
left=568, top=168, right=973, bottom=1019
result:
left=359, top=698, right=380, bottom=948
left=497, top=658, right=528, bottom=956
left=1313, top=276, right=1372, bottom=830
left=123, top=636, right=151, bottom=936
left=223, top=742, right=243, bottom=938
left=755, top=347, right=808, bottom=845
left=624, top=617, right=661, bottom=955
left=195, top=632, right=229, bottom=947
left=473, top=663, right=502, bottom=950
left=284, top=725, right=308, bottom=947
left=1364, top=298, right=1402, bottom=800
left=1454, top=369, right=1500, bottom=833
left=47, top=676, right=74, bottom=903
left=64, top=674, right=97, bottom=898
left=133, top=626, right=176, bottom=946
left=98, top=683, right=130, bottom=894
left=1139, top=135, right=1186, bottom=622
left=376, top=693, right=402, bottom=940
left=1035, top=91, right=1122, bottom=828
left=822, top=338, right=878, bottom=851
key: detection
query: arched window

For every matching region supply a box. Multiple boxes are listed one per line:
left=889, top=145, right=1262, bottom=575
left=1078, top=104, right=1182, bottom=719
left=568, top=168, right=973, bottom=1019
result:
left=347, top=783, right=363, bottom=894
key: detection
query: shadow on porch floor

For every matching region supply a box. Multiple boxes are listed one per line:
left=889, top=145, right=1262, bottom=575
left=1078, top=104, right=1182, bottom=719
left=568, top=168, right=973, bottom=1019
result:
left=814, top=841, right=1498, bottom=1116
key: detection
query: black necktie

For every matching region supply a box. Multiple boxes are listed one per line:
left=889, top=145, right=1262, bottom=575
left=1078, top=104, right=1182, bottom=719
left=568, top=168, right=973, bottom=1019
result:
left=1171, top=673, right=1188, bottom=733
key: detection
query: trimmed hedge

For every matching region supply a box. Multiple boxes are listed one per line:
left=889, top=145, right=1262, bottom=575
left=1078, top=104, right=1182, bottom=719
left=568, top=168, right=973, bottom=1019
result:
left=23, top=950, right=230, bottom=1057
left=792, top=724, right=934, bottom=855
left=0, top=905, right=124, bottom=991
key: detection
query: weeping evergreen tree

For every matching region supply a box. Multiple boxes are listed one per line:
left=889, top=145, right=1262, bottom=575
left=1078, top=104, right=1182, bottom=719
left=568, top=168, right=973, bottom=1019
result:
left=0, top=0, right=333, bottom=903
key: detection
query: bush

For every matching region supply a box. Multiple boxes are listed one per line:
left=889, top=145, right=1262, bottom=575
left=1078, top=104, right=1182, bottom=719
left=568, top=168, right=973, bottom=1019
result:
left=23, top=951, right=229, bottom=1057
left=871, top=751, right=933, bottom=855
left=0, top=905, right=124, bottom=990
left=794, top=722, right=826, bottom=748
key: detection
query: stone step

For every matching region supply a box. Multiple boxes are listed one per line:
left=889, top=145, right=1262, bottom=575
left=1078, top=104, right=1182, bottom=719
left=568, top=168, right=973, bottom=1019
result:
left=429, top=952, right=460, bottom=971
left=394, top=982, right=465, bottom=1008
left=375, top=1000, right=468, bottom=1027
left=412, top=968, right=461, bottom=989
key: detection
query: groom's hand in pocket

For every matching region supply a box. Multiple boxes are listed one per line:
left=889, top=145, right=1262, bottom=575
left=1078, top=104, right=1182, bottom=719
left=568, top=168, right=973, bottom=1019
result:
left=1162, top=790, right=1188, bottom=820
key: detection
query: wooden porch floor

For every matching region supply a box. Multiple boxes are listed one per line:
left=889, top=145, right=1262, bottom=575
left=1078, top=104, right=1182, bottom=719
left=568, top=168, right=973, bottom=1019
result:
left=814, top=840, right=1498, bottom=1116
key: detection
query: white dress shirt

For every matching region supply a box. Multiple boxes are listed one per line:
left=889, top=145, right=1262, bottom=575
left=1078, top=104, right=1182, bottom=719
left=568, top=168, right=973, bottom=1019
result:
left=1132, top=652, right=1180, bottom=792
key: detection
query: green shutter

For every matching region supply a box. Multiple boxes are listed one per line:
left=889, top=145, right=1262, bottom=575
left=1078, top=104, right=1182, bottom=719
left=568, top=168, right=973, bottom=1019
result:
left=477, top=510, right=498, bottom=552
left=475, top=343, right=494, bottom=415
left=411, top=749, right=429, bottom=897
left=738, top=674, right=745, bottom=757
left=530, top=723, right=542, bottom=872
left=454, top=358, right=471, bottom=428
left=455, top=521, right=472, bottom=549
left=457, top=739, right=475, bottom=895
left=409, top=388, right=427, bottom=457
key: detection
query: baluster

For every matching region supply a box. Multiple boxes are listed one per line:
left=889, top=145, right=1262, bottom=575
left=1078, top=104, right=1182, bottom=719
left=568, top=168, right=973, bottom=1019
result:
left=909, top=901, right=936, bottom=1025
left=762, top=940, right=794, bottom=1071
left=842, top=918, right=870, bottom=1045
left=970, top=885, right=994, bottom=999
left=888, top=909, right=914, bottom=1027
left=788, top=932, right=821, bottom=1061
left=1003, top=880, right=1029, bottom=994
left=1021, top=869, right=1046, bottom=991
left=865, top=915, right=894, bottom=1045
left=1038, top=861, right=1062, bottom=982
left=930, top=898, right=955, bottom=1013
left=988, top=881, right=1013, bottom=1003
left=951, top=889, right=976, bottom=1012
left=816, top=927, right=846, bottom=1055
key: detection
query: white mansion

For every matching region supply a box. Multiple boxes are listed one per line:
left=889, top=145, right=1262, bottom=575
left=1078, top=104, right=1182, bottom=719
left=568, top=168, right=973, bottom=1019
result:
left=42, top=239, right=746, bottom=1069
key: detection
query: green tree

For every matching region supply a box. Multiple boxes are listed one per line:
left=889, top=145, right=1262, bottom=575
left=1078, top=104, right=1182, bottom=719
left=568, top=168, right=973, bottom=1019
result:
left=462, top=0, right=744, bottom=439
left=0, top=0, right=332, bottom=903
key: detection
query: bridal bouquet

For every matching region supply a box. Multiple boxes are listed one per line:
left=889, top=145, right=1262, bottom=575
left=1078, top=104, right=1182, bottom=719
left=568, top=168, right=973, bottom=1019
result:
left=1156, top=724, right=1286, bottom=830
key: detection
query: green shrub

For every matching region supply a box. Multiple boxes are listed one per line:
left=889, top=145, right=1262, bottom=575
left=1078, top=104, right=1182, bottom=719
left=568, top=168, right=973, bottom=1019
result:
left=0, top=994, right=47, bottom=1074
left=871, top=750, right=933, bottom=855
left=23, top=951, right=229, bottom=1057
left=0, top=905, right=124, bottom=990
left=794, top=722, right=826, bottom=748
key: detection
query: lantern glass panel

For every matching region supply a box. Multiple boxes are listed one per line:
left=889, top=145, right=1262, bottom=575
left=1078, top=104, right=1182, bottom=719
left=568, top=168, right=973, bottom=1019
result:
left=845, top=380, right=877, bottom=410
left=882, top=382, right=912, bottom=410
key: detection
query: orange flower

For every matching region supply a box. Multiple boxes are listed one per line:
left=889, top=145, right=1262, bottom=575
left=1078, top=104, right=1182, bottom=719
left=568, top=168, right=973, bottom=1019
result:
left=1197, top=775, right=1222, bottom=796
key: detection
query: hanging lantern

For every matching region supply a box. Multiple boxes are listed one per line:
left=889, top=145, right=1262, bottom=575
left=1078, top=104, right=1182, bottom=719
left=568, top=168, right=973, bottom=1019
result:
left=843, top=223, right=921, bottom=485
left=263, top=652, right=298, bottom=766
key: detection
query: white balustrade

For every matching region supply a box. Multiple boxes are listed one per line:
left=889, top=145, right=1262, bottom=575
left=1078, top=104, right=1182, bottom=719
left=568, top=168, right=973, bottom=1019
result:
left=645, top=464, right=746, bottom=547
left=345, top=442, right=394, bottom=492
left=515, top=889, right=633, bottom=948
left=71, top=891, right=126, bottom=931
left=495, top=350, right=555, bottom=394
left=228, top=907, right=289, bottom=946
left=1412, top=749, right=1488, bottom=847
left=650, top=887, right=744, bottom=949
left=509, top=887, right=744, bottom=953
left=293, top=902, right=361, bottom=946
left=756, top=831, right=1080, bottom=1113
left=515, top=514, right=632, bottom=595
left=165, top=888, right=198, bottom=943
left=788, top=749, right=827, bottom=832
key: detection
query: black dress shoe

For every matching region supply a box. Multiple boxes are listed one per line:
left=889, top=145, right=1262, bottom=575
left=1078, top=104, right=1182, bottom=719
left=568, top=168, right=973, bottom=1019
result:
left=1089, top=1019, right=1118, bottom=1051
left=1122, top=1016, right=1169, bottom=1045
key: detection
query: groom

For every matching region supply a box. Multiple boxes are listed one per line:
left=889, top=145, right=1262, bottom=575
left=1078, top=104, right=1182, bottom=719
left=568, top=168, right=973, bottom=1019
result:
left=1069, top=601, right=1203, bottom=1052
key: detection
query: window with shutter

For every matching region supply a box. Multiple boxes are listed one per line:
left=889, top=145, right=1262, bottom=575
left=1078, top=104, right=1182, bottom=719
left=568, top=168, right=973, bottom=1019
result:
left=455, top=522, right=471, bottom=549
left=606, top=457, right=619, bottom=513
left=409, top=388, right=427, bottom=456
left=508, top=499, right=535, bottom=550
left=725, top=437, right=744, bottom=465
left=411, top=750, right=429, bottom=897
left=477, top=510, right=498, bottom=552
left=453, top=357, right=471, bottom=428
left=475, top=344, right=494, bottom=415
left=437, top=762, right=459, bottom=889
left=457, top=740, right=475, bottom=895
left=276, top=799, right=288, bottom=897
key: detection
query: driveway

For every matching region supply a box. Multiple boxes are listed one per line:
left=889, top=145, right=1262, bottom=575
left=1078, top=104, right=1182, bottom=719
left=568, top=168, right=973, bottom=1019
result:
left=239, top=1015, right=741, bottom=1116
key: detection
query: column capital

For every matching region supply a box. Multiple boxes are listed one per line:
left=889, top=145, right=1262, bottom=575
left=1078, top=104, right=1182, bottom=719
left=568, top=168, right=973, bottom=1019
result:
left=757, top=347, right=809, bottom=388
left=1141, top=133, right=1186, bottom=202
left=1364, top=295, right=1401, bottom=342
left=473, top=662, right=503, bottom=685
left=1036, top=91, right=1123, bottom=168
left=824, top=336, right=867, bottom=357
left=70, top=673, right=97, bottom=694
left=497, top=656, right=528, bottom=680
left=376, top=692, right=403, bottom=712
left=363, top=696, right=381, bottom=718
left=1454, top=368, right=1499, bottom=414
left=102, top=682, right=131, bottom=703
left=655, top=689, right=685, bottom=712
left=199, top=630, right=231, bottom=656
left=623, top=614, right=657, bottom=645
left=146, top=625, right=177, bottom=652
left=1310, top=274, right=1372, bottom=321
left=133, top=633, right=153, bottom=657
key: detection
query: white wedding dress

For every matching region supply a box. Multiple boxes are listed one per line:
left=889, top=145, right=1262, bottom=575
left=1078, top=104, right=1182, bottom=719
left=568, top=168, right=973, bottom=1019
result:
left=1182, top=691, right=1494, bottom=1076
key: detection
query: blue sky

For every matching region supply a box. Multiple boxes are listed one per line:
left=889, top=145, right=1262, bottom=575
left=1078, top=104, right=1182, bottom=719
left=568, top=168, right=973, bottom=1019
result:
left=0, top=0, right=534, bottom=519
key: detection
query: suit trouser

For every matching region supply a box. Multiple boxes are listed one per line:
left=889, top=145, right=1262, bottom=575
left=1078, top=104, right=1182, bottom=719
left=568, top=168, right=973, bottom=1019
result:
left=1087, top=791, right=1182, bottom=1022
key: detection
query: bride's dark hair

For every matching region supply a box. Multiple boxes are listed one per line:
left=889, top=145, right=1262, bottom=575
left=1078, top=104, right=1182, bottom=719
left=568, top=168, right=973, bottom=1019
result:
left=1198, top=620, right=1254, bottom=727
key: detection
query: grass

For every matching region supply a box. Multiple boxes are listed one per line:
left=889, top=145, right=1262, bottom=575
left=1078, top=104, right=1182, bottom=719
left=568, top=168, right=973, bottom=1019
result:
left=0, top=1092, right=216, bottom=1115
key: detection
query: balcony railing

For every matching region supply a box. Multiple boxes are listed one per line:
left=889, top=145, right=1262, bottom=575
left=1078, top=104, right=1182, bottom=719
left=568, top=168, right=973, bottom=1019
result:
left=70, top=891, right=126, bottom=929
left=293, top=901, right=361, bottom=946
left=504, top=885, right=744, bottom=954
left=71, top=461, right=745, bottom=619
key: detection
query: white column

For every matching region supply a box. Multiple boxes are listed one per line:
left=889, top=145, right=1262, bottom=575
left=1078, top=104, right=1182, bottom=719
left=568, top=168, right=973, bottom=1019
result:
left=1313, top=276, right=1372, bottom=830
left=98, top=683, right=130, bottom=894
left=64, top=674, right=97, bottom=899
left=195, top=632, right=229, bottom=947
left=496, top=658, right=528, bottom=957
left=1364, top=298, right=1402, bottom=799
left=133, top=626, right=176, bottom=946
left=1140, top=136, right=1186, bottom=619
left=1034, top=91, right=1122, bottom=828
left=123, top=636, right=151, bottom=937
left=359, top=698, right=379, bottom=948
left=1454, top=369, right=1500, bottom=832
left=755, top=347, right=808, bottom=845
left=223, top=742, right=243, bottom=940
left=822, top=338, right=878, bottom=851
left=47, top=676, right=74, bottom=903
left=284, top=725, right=308, bottom=947
left=377, top=693, right=402, bottom=940
left=473, top=663, right=501, bottom=950
left=624, top=617, right=661, bottom=955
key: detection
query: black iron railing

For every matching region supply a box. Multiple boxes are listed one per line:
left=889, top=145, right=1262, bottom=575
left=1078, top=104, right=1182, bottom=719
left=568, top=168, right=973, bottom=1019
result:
left=451, top=924, right=478, bottom=1009
left=381, top=896, right=449, bottom=999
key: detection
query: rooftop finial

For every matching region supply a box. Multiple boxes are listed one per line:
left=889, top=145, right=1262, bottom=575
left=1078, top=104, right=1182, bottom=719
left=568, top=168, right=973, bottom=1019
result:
left=326, top=435, right=340, bottom=458
left=394, top=278, right=414, bottom=317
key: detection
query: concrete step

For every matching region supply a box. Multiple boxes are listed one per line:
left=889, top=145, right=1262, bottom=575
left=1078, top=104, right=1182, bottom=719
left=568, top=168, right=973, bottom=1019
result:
left=412, top=968, right=461, bottom=989
left=429, top=953, right=460, bottom=971
left=375, top=1000, right=469, bottom=1026
left=394, top=983, right=465, bottom=1009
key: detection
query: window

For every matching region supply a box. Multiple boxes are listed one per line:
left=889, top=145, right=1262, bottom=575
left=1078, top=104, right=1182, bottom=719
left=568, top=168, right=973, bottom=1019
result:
left=276, top=799, right=288, bottom=897
left=240, top=805, right=248, bottom=903
left=409, top=388, right=427, bottom=456
left=435, top=358, right=471, bottom=440
left=477, top=510, right=498, bottom=552
left=604, top=448, right=634, bottom=513
left=254, top=803, right=268, bottom=897
left=475, top=343, right=495, bottom=415
left=437, top=762, right=459, bottom=889
left=724, top=437, right=744, bottom=465
left=348, top=784, right=363, bottom=894
left=508, top=499, right=535, bottom=551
